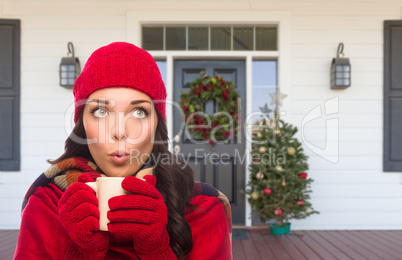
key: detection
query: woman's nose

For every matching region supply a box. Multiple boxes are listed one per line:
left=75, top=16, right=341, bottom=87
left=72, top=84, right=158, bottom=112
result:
left=112, top=111, right=127, bottom=141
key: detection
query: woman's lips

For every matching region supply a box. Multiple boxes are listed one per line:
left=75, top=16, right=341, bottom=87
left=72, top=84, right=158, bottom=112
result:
left=109, top=155, right=129, bottom=164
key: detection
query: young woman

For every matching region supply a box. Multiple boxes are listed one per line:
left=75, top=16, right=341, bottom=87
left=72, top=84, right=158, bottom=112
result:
left=14, top=42, right=232, bottom=259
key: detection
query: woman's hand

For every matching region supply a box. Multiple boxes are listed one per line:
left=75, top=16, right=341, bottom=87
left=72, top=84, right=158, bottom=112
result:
left=107, top=175, right=176, bottom=258
left=58, top=173, right=109, bottom=258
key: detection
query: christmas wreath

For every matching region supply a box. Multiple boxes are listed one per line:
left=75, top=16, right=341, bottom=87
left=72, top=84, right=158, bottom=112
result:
left=179, top=72, right=240, bottom=146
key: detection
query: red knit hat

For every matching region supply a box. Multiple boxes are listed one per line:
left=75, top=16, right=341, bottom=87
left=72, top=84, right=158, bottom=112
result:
left=73, top=42, right=166, bottom=123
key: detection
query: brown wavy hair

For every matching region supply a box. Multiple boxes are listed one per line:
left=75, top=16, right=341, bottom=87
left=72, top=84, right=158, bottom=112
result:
left=47, top=105, right=194, bottom=257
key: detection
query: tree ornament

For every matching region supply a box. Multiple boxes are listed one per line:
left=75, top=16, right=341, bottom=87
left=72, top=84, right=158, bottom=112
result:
left=297, top=199, right=304, bottom=206
left=259, top=103, right=273, bottom=117
left=259, top=146, right=267, bottom=154
left=257, top=132, right=263, bottom=138
left=251, top=191, right=259, bottom=200
left=274, top=128, right=281, bottom=135
left=275, top=165, right=283, bottom=172
left=269, top=88, right=287, bottom=107
left=275, top=208, right=283, bottom=216
left=305, top=207, right=312, bottom=214
left=287, top=147, right=296, bottom=156
left=281, top=179, right=286, bottom=186
left=299, top=172, right=308, bottom=179
left=264, top=187, right=272, bottom=195
left=256, top=172, right=264, bottom=180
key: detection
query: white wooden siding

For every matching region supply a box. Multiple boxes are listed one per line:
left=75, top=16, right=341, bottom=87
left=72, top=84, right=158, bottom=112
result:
left=0, top=0, right=401, bottom=229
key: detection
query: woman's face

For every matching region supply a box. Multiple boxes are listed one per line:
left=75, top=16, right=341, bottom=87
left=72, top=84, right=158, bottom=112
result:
left=83, top=88, right=158, bottom=177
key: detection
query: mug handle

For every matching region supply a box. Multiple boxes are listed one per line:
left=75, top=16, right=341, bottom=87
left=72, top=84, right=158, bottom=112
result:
left=85, top=182, right=97, bottom=193
left=136, top=167, right=153, bottom=180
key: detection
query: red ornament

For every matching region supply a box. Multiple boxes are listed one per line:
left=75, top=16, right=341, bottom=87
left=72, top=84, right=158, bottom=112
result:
left=299, top=172, right=308, bottom=179
left=275, top=208, right=282, bottom=216
left=264, top=188, right=272, bottom=195
left=297, top=199, right=304, bottom=206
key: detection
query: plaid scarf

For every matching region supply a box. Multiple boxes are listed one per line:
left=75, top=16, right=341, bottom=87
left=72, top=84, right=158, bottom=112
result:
left=21, top=156, right=152, bottom=212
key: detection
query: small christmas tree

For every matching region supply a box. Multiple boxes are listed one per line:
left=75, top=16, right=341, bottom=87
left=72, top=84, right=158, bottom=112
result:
left=245, top=89, right=319, bottom=227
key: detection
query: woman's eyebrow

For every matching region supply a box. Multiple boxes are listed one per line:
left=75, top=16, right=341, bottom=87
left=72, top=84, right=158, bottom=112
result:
left=130, top=100, right=151, bottom=105
left=87, top=99, right=151, bottom=105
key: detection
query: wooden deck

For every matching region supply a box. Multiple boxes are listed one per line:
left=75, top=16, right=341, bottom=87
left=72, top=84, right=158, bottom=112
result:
left=2, top=229, right=402, bottom=259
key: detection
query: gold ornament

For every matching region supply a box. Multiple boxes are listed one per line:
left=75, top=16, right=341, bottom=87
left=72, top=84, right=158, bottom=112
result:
left=274, top=128, right=281, bottom=135
left=305, top=207, right=312, bottom=214
left=259, top=146, right=267, bottom=154
left=257, top=132, right=263, bottom=138
left=256, top=172, right=264, bottom=180
left=287, top=147, right=296, bottom=156
left=275, top=165, right=283, bottom=172
left=251, top=191, right=259, bottom=200
left=281, top=179, right=286, bottom=186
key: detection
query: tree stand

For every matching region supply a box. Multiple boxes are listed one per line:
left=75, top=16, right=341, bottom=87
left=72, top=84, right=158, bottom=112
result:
left=262, top=222, right=304, bottom=242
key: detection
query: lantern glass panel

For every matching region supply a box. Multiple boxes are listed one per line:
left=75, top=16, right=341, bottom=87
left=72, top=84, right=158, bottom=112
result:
left=68, top=78, right=75, bottom=85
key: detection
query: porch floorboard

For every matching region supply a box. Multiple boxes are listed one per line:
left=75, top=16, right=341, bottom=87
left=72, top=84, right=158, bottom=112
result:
left=2, top=229, right=402, bottom=259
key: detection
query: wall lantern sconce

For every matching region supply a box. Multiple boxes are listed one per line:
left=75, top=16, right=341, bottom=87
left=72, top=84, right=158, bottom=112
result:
left=330, top=42, right=351, bottom=89
left=59, top=42, right=81, bottom=88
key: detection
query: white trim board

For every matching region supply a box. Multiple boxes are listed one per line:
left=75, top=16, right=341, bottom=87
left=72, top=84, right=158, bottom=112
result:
left=0, top=7, right=3, bottom=183
left=127, top=10, right=292, bottom=227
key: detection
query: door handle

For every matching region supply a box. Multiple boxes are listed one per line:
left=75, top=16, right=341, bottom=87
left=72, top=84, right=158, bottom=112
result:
left=174, top=135, right=181, bottom=143
left=174, top=145, right=181, bottom=154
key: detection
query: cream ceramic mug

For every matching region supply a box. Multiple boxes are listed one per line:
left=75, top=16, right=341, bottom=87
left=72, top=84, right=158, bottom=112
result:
left=85, top=177, right=129, bottom=231
left=85, top=168, right=153, bottom=231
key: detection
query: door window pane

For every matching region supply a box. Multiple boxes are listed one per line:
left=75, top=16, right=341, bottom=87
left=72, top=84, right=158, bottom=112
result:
left=211, top=27, right=231, bottom=50
left=188, top=27, right=208, bottom=50
left=252, top=88, right=277, bottom=115
left=256, top=27, right=277, bottom=51
left=166, top=27, right=186, bottom=50
left=155, top=61, right=167, bottom=85
left=233, top=27, right=253, bottom=51
left=251, top=60, right=278, bottom=124
left=252, top=61, right=277, bottom=86
left=142, top=27, right=163, bottom=50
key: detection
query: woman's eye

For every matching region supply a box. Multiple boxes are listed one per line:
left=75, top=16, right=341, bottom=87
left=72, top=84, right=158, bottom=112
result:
left=93, top=108, right=108, bottom=118
left=133, top=109, right=146, bottom=118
